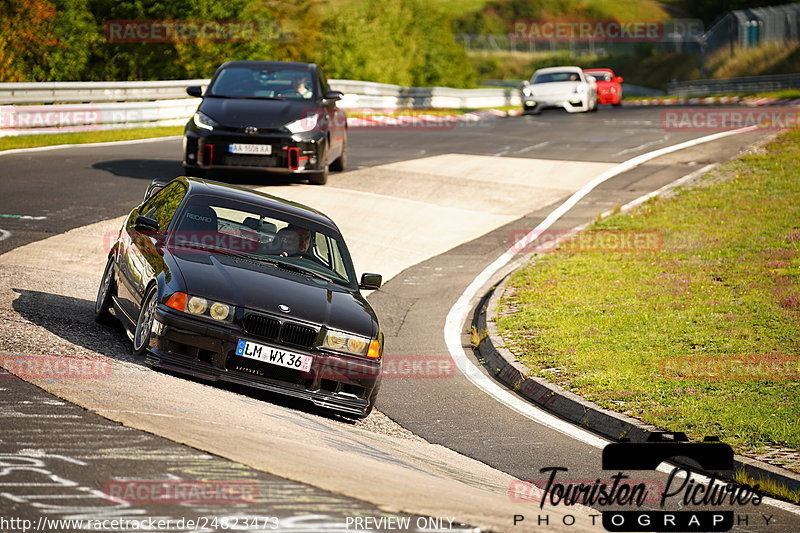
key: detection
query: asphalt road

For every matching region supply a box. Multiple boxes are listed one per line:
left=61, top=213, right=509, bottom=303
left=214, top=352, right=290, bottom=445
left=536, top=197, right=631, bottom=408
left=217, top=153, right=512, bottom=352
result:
left=1, top=106, right=796, bottom=532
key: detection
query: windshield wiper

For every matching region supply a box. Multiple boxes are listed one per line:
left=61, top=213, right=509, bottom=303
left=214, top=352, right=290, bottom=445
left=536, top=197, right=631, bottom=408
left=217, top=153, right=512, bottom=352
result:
left=265, top=258, right=333, bottom=283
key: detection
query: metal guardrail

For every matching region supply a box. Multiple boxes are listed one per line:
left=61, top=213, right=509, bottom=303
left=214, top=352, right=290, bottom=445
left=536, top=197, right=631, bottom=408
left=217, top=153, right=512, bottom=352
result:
left=0, top=79, right=522, bottom=136
left=668, top=73, right=800, bottom=96
left=0, top=80, right=210, bottom=105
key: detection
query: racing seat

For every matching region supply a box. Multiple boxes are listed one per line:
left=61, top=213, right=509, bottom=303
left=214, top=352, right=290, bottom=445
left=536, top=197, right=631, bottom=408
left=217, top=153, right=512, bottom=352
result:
left=175, top=205, right=219, bottom=248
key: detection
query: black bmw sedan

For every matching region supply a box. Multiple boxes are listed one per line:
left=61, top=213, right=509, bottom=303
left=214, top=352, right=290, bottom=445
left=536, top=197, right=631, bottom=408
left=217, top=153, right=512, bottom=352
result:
left=183, top=61, right=347, bottom=185
left=95, top=176, right=383, bottom=418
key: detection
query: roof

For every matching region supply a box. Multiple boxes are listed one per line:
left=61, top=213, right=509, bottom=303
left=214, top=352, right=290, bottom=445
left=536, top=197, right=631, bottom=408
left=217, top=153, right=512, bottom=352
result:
left=178, top=176, right=340, bottom=233
left=215, top=60, right=317, bottom=72
left=533, top=66, right=583, bottom=74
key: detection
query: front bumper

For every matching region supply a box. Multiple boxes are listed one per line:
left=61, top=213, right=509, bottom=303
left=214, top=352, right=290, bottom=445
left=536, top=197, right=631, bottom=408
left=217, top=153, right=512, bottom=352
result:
left=525, top=93, right=590, bottom=113
left=147, top=306, right=380, bottom=417
left=183, top=127, right=327, bottom=175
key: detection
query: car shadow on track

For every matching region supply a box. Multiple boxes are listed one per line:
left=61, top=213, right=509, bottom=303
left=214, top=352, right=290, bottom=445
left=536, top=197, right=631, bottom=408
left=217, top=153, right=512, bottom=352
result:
left=10, top=288, right=359, bottom=424
left=92, top=159, right=314, bottom=189
left=92, top=159, right=184, bottom=180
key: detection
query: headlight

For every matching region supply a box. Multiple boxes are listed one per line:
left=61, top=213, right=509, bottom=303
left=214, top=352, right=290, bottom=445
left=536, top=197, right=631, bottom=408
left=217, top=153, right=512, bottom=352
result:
left=165, top=292, right=234, bottom=323
left=193, top=112, right=218, bottom=131
left=322, top=329, right=372, bottom=357
left=286, top=114, right=320, bottom=134
left=210, top=301, right=231, bottom=321
left=574, top=85, right=586, bottom=94
left=187, top=296, right=208, bottom=315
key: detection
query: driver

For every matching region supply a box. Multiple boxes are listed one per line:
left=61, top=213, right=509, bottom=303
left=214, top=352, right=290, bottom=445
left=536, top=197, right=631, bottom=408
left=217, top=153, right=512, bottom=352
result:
left=291, top=75, right=313, bottom=99
left=275, top=225, right=312, bottom=257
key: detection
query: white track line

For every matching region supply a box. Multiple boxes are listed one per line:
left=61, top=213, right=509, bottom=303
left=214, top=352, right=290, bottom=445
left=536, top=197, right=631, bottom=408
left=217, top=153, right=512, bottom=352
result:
left=0, top=135, right=182, bottom=157
left=445, top=125, right=800, bottom=514
left=0, top=229, right=10, bottom=242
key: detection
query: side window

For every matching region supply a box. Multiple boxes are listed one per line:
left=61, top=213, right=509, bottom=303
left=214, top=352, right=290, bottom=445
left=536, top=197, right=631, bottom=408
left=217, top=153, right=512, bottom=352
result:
left=317, top=68, right=330, bottom=96
left=140, top=182, right=187, bottom=232
left=313, top=232, right=332, bottom=268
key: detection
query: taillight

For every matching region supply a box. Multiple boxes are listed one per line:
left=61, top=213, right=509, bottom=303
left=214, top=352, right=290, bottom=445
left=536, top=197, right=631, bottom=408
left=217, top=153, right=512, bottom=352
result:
left=286, top=147, right=300, bottom=170
left=202, top=144, right=214, bottom=166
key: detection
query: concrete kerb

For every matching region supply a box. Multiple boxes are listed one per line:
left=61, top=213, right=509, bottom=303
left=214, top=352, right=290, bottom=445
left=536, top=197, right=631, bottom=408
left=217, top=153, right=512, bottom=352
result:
left=470, top=164, right=800, bottom=498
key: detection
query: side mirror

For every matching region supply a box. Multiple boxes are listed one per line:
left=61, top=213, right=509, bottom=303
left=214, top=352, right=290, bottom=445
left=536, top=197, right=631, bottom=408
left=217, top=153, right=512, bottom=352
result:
left=323, top=90, right=343, bottom=102
left=522, top=80, right=530, bottom=87
left=186, top=86, right=203, bottom=98
left=143, top=177, right=174, bottom=202
left=359, top=273, right=382, bottom=290
left=616, top=76, right=624, bottom=83
left=134, top=215, right=160, bottom=233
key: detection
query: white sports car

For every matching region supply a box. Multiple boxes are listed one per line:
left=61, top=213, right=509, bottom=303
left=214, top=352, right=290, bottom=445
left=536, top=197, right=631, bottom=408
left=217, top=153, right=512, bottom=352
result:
left=522, top=66, right=598, bottom=114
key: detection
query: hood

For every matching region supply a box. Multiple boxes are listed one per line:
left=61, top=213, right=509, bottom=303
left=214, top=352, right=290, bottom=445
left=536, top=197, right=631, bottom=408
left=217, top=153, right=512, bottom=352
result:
left=532, top=81, right=583, bottom=96
left=199, top=97, right=319, bottom=130
left=171, top=251, right=376, bottom=338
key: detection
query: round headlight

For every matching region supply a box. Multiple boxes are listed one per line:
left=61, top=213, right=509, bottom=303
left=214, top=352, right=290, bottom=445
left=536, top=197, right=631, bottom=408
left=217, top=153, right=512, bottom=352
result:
left=210, top=302, right=230, bottom=321
left=346, top=337, right=367, bottom=354
left=187, top=296, right=208, bottom=315
left=325, top=332, right=348, bottom=349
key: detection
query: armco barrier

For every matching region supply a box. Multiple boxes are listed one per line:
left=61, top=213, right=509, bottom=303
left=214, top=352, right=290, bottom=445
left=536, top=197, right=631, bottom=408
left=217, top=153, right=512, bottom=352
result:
left=0, top=78, right=522, bottom=137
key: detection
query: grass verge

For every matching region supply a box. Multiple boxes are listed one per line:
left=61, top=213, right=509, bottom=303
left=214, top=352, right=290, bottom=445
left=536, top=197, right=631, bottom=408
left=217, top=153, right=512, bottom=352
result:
left=497, top=129, right=800, bottom=473
left=0, top=126, right=184, bottom=152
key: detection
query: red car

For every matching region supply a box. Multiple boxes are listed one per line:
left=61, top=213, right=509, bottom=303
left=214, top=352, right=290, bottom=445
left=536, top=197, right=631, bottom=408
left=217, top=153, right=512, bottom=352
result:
left=584, top=68, right=623, bottom=106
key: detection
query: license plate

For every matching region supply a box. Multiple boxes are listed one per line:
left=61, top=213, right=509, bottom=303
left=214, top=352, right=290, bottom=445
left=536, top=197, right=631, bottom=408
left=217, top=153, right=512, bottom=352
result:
left=235, top=340, right=311, bottom=372
left=229, top=143, right=272, bottom=155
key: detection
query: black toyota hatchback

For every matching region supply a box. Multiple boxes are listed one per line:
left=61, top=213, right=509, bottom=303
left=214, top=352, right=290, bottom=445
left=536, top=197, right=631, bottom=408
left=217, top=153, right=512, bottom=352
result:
left=183, top=61, right=348, bottom=185
left=95, top=176, right=383, bottom=418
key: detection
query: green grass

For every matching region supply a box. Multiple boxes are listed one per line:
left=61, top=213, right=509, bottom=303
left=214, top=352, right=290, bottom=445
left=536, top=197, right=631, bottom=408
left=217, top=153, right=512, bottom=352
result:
left=0, top=126, right=184, bottom=152
left=733, top=470, right=800, bottom=504
left=497, top=130, right=800, bottom=462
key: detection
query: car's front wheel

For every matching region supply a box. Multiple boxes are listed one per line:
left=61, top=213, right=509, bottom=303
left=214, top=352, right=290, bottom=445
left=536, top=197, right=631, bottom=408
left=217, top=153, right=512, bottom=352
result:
left=330, top=138, right=347, bottom=172
left=94, top=257, right=117, bottom=325
left=133, top=286, right=158, bottom=355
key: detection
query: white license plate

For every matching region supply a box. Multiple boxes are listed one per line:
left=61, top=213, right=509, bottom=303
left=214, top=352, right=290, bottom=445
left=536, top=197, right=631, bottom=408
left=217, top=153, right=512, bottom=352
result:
left=229, top=143, right=272, bottom=155
left=235, top=339, right=311, bottom=372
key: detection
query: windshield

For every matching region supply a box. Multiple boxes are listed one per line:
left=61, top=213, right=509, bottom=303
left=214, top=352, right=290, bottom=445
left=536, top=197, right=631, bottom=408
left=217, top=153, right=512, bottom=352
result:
left=586, top=71, right=612, bottom=82
left=532, top=71, right=581, bottom=84
left=170, top=194, right=355, bottom=286
left=207, top=66, right=316, bottom=100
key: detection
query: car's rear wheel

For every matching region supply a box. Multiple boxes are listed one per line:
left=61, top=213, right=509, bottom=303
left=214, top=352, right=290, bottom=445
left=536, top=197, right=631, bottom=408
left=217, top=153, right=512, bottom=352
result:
left=308, top=165, right=329, bottom=185
left=133, top=285, right=158, bottom=355
left=94, top=257, right=117, bottom=325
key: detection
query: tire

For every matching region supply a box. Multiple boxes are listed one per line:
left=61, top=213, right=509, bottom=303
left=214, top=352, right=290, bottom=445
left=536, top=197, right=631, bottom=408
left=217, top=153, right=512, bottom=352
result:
left=308, top=165, right=329, bottom=186
left=133, top=285, right=158, bottom=355
left=613, top=101, right=622, bottom=107
left=330, top=137, right=347, bottom=172
left=94, top=258, right=117, bottom=325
